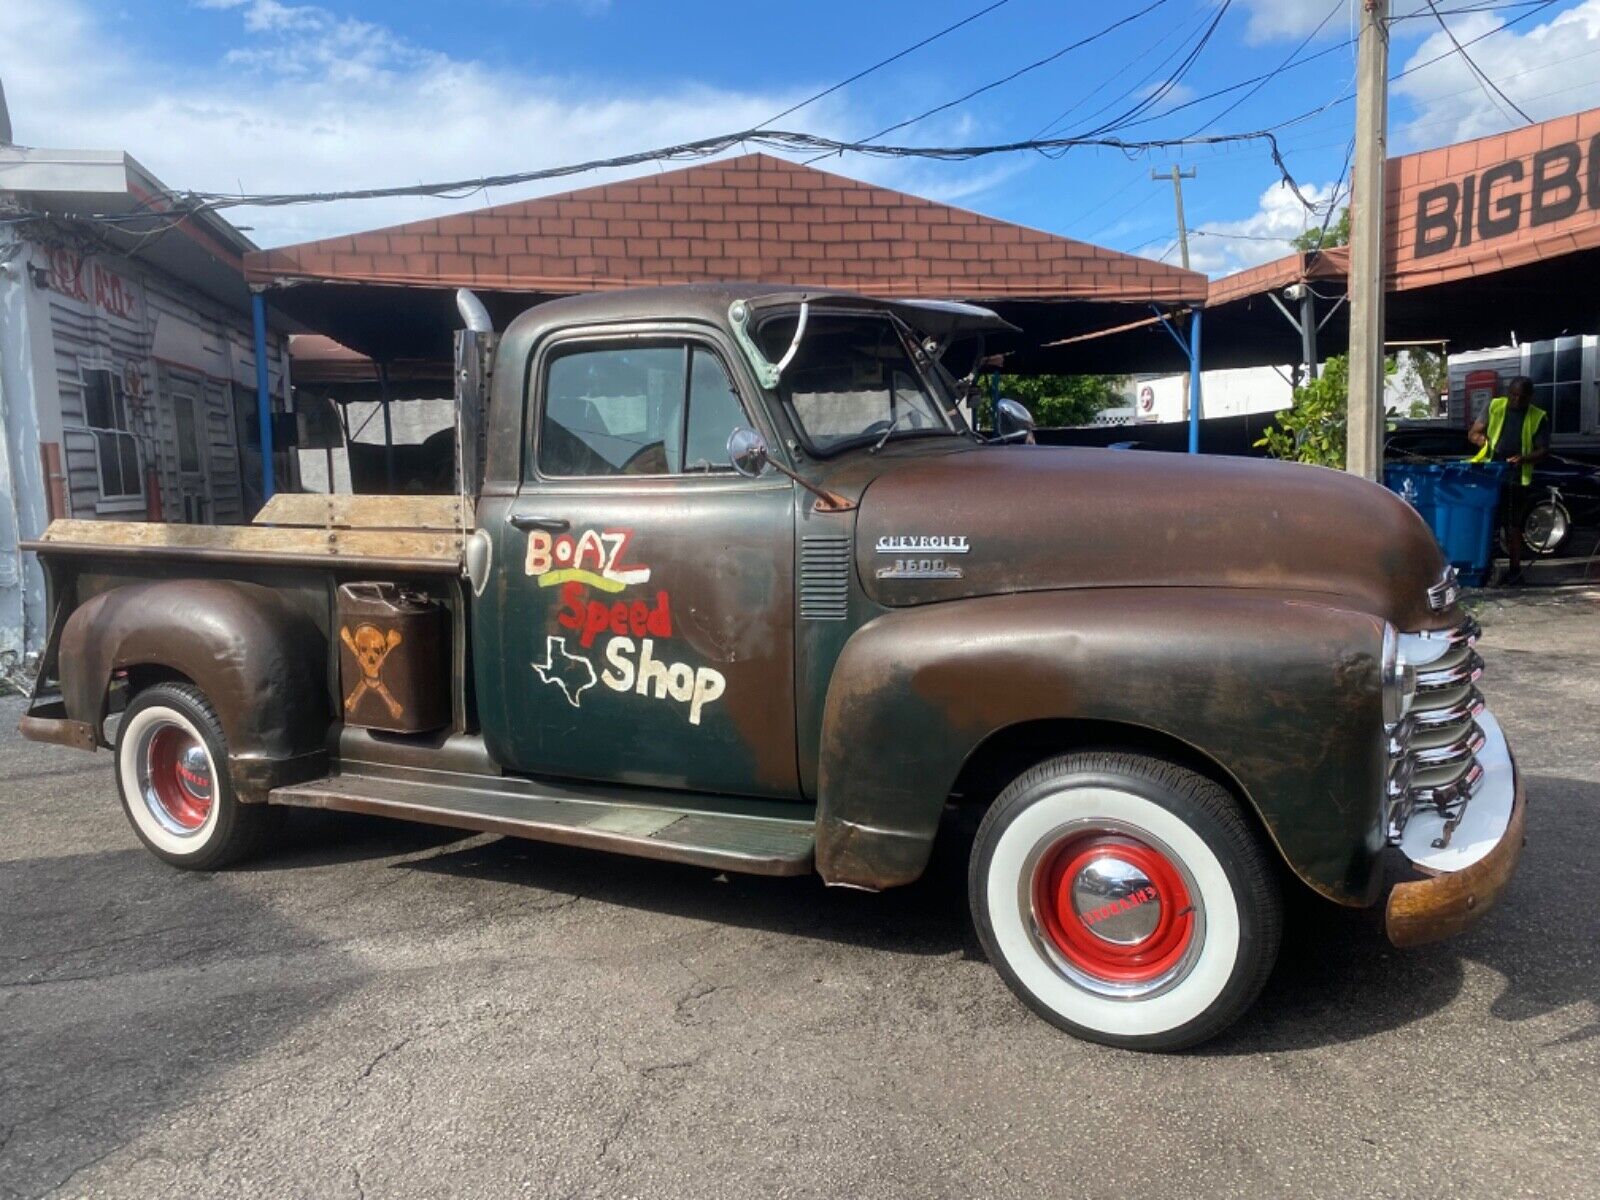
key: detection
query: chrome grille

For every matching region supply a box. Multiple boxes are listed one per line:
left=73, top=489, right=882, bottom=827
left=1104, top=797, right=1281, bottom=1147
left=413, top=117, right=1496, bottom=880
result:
left=1385, top=615, right=1486, bottom=842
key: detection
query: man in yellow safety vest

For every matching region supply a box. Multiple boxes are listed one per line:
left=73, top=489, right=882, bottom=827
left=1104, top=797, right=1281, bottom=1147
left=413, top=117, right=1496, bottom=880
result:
left=1468, top=376, right=1549, bottom=583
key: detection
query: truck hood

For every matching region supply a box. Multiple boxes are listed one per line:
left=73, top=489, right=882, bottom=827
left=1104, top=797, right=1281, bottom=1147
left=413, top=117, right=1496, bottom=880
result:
left=854, top=445, right=1452, bottom=630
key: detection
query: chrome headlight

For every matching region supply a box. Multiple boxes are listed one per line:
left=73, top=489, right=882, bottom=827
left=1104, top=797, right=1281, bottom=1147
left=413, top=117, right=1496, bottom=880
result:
left=1427, top=566, right=1460, bottom=612
left=1381, top=622, right=1417, bottom=726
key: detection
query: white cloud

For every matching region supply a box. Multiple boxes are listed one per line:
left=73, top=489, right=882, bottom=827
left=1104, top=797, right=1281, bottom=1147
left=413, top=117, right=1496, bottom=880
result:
left=1, top=0, right=1003, bottom=248
left=1393, top=0, right=1600, bottom=147
left=1238, top=0, right=1473, bottom=44
left=1155, top=180, right=1340, bottom=276
left=1238, top=0, right=1353, bottom=44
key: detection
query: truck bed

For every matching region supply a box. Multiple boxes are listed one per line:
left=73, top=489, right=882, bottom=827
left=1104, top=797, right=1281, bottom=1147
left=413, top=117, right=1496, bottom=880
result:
left=23, top=494, right=470, bottom=575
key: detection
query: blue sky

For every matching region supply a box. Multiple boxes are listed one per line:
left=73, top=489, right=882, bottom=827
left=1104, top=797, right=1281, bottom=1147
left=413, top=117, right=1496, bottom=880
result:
left=4, top=0, right=1600, bottom=274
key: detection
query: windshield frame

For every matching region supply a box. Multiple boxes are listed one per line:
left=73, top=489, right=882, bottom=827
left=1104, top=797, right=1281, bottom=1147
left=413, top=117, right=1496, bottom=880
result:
left=752, top=305, right=967, bottom=459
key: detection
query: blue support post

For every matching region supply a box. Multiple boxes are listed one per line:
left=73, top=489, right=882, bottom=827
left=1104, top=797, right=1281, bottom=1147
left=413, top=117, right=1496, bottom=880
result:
left=1187, top=309, right=1203, bottom=456
left=251, top=291, right=275, bottom=500
left=1151, top=305, right=1205, bottom=455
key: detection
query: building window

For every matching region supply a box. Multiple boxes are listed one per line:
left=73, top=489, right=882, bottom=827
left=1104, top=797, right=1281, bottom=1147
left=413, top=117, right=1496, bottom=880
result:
left=81, top=367, right=143, bottom=507
left=1526, top=337, right=1583, bottom=436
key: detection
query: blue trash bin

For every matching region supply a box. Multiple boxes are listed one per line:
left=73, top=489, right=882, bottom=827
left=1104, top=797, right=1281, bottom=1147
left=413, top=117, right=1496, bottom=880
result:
left=1386, top=461, right=1507, bottom=588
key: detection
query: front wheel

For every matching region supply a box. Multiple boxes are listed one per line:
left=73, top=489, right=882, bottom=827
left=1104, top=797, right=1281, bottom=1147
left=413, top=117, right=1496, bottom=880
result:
left=115, top=682, right=278, bottom=869
left=969, top=752, right=1281, bottom=1051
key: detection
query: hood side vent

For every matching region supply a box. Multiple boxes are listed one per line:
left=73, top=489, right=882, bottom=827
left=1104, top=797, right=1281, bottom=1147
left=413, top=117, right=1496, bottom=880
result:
left=800, top=535, right=850, bottom=621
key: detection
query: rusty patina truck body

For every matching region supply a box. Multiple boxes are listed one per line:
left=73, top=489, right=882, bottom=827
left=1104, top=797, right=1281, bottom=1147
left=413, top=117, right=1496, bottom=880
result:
left=20, top=285, right=1526, bottom=1050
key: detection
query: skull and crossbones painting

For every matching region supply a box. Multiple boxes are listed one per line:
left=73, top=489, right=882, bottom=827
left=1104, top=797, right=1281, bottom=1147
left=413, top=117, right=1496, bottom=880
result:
left=340, top=623, right=405, bottom=719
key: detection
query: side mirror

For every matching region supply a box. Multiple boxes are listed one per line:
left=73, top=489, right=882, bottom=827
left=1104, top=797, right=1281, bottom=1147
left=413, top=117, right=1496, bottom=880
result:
left=727, top=427, right=770, bottom=478
left=995, top=397, right=1035, bottom=440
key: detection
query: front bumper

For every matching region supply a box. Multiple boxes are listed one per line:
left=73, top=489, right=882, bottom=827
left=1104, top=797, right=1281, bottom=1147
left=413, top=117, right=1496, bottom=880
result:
left=1384, top=711, right=1525, bottom=947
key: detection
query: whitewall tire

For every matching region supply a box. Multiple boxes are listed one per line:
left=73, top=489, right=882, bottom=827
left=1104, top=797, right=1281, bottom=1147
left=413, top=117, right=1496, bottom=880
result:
left=114, top=682, right=277, bottom=870
left=970, top=752, right=1281, bottom=1051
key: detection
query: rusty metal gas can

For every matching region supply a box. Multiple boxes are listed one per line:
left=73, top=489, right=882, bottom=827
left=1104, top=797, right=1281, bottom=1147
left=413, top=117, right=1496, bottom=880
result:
left=336, top=582, right=448, bottom=733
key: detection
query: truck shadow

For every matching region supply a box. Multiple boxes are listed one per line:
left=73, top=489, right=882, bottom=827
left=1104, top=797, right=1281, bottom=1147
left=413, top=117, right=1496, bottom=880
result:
left=401, top=773, right=1598, bottom=1055
left=243, top=807, right=478, bottom=871
left=403, top=804, right=985, bottom=959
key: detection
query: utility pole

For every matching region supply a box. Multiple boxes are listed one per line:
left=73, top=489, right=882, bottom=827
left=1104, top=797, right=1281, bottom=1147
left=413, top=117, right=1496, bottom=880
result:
left=1152, top=165, right=1196, bottom=270
left=1346, top=0, right=1390, bottom=480
left=1155, top=166, right=1199, bottom=424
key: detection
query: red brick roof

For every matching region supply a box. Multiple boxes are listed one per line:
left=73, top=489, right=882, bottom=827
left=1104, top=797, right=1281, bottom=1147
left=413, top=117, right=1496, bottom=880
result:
left=1205, top=246, right=1348, bottom=307
left=244, top=153, right=1203, bottom=304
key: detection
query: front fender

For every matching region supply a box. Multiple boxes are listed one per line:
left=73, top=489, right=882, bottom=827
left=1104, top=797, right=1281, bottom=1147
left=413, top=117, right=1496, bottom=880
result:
left=59, top=579, right=330, bottom=798
left=816, top=588, right=1388, bottom=904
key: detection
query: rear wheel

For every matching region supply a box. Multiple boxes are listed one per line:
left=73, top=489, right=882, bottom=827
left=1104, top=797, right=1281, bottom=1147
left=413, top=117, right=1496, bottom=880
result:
left=115, top=682, right=278, bottom=869
left=1522, top=497, right=1570, bottom=557
left=970, top=752, right=1281, bottom=1051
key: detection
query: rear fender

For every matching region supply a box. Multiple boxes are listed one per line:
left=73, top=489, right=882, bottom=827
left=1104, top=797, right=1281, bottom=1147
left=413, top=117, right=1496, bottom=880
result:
left=59, top=579, right=330, bottom=798
left=816, top=589, right=1388, bottom=904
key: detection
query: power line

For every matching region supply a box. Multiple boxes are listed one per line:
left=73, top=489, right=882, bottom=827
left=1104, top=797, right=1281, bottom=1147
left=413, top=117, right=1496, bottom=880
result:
left=1115, top=0, right=1555, bottom=144
left=1108, top=37, right=1355, bottom=135
left=1422, top=0, right=1535, bottom=123
left=1390, top=0, right=1557, bottom=84
left=758, top=0, right=1013, bottom=128
left=1189, top=229, right=1297, bottom=242
left=1073, top=0, right=1235, bottom=139
left=11, top=125, right=1305, bottom=230
left=1032, top=2, right=1216, bottom=141
left=844, top=0, right=1177, bottom=152
left=1183, top=0, right=1344, bottom=137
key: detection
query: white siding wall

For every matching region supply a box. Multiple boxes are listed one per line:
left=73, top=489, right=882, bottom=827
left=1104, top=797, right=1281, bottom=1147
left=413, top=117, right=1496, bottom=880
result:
left=39, top=236, right=287, bottom=524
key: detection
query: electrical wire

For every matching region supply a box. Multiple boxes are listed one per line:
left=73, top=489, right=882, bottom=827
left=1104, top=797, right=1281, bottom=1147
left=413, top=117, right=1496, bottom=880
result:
left=21, top=0, right=1561, bottom=238
left=843, top=0, right=1177, bottom=152
left=1032, top=2, right=1217, bottom=141
left=1390, top=0, right=1558, bottom=84
left=1073, top=0, right=1235, bottom=139
left=1105, top=37, right=1355, bottom=134
left=1183, top=0, right=1345, bottom=137
left=757, top=0, right=1013, bottom=128
left=1422, top=0, right=1535, bottom=123
left=68, top=126, right=1298, bottom=221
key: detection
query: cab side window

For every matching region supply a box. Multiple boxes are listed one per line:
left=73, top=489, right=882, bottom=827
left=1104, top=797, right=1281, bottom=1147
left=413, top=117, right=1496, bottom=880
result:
left=683, top=349, right=745, bottom=473
left=537, top=342, right=749, bottom=478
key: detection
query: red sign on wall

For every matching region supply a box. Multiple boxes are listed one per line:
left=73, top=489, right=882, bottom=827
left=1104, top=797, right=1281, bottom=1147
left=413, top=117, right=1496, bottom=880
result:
left=45, top=246, right=140, bottom=320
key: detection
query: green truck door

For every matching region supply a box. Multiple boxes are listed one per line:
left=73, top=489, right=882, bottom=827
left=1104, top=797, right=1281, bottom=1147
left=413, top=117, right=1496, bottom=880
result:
left=482, top=335, right=801, bottom=799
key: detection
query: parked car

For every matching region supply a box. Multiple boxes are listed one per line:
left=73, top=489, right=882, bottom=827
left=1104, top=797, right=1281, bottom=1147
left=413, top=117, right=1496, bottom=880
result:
left=1386, top=427, right=1600, bottom=557
left=20, top=285, right=1525, bottom=1051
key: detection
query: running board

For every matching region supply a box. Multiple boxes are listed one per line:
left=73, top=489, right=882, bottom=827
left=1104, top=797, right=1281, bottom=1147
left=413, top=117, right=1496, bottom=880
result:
left=269, top=771, right=816, bottom=877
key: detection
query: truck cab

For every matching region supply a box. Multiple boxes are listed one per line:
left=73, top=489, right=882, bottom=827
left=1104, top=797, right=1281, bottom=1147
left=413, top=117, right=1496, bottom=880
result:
left=19, top=284, right=1526, bottom=1051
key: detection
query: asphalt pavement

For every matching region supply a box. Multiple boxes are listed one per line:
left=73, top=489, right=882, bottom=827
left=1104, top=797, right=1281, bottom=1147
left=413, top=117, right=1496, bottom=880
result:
left=2, top=589, right=1597, bottom=1199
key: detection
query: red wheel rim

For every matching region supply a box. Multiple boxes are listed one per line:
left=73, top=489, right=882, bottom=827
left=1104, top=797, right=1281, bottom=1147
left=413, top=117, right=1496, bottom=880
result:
left=145, top=724, right=213, bottom=831
left=1032, top=833, right=1196, bottom=985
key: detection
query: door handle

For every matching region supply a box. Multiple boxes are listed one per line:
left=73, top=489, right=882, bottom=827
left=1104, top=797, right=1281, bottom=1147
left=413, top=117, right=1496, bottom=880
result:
left=508, top=513, right=569, bottom=533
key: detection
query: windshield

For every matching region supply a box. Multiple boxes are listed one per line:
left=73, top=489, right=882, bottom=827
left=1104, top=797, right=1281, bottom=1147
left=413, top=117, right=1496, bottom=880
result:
left=755, top=311, right=956, bottom=454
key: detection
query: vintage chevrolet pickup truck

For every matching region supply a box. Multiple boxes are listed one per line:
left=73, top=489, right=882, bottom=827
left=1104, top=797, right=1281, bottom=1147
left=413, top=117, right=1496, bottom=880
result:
left=20, top=284, right=1525, bottom=1050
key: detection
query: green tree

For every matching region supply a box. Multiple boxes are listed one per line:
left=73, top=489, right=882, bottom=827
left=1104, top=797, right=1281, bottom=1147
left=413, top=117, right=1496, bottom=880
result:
left=1255, top=355, right=1352, bottom=468
left=1399, top=347, right=1448, bottom=416
left=986, top=374, right=1128, bottom=428
left=1255, top=353, right=1398, bottom=468
left=1293, top=207, right=1349, bottom=253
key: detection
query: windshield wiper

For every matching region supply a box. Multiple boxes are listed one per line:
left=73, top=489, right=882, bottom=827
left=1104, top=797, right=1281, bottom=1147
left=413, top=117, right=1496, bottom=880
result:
left=869, top=410, right=911, bottom=455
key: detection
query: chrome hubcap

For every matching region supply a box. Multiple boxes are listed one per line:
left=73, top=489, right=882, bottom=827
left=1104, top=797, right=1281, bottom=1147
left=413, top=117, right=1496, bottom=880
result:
left=136, top=721, right=213, bottom=836
left=1070, top=856, right=1162, bottom=945
left=1021, top=817, right=1207, bottom=1001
